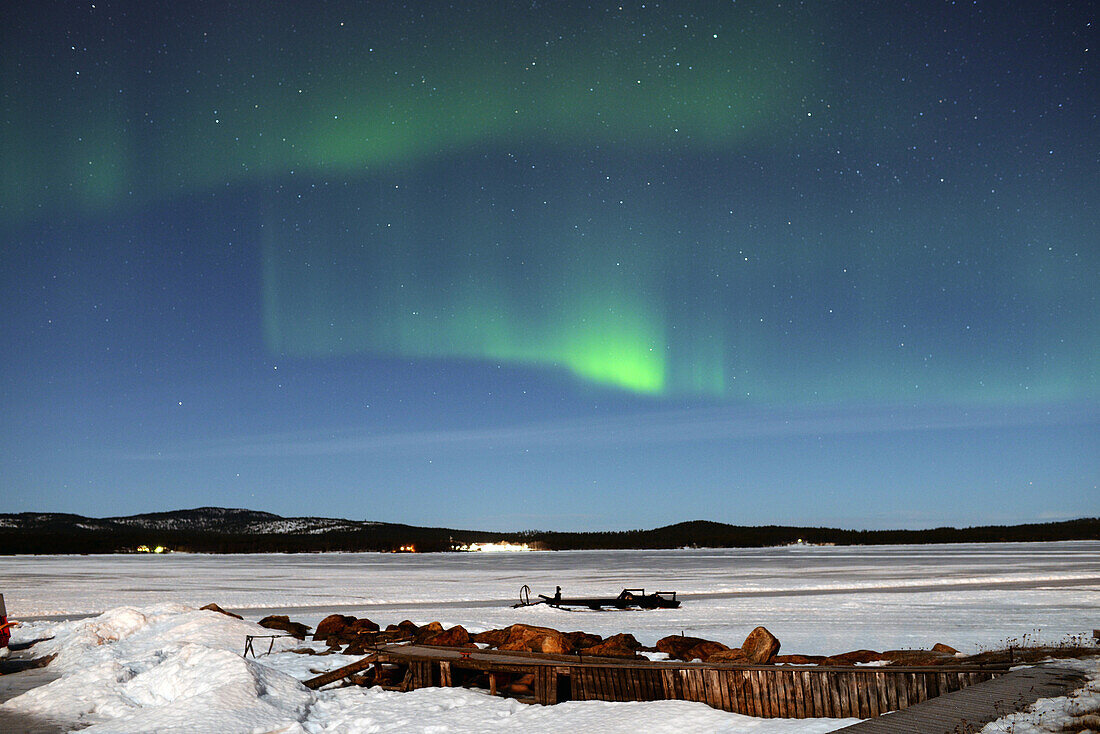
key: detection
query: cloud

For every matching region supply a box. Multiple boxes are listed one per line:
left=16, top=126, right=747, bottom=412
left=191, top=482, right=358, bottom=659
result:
left=129, top=401, right=1097, bottom=461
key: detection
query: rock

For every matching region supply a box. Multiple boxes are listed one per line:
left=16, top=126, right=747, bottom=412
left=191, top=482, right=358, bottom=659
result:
left=580, top=633, right=643, bottom=659
left=773, top=654, right=829, bottom=665
left=932, top=643, right=958, bottom=655
left=376, top=628, right=415, bottom=643
left=414, top=621, right=445, bottom=644
left=563, top=631, right=603, bottom=651
left=831, top=649, right=884, bottom=664
left=258, top=615, right=311, bottom=640
left=200, top=603, right=242, bottom=620
left=656, top=635, right=730, bottom=662
left=471, top=628, right=510, bottom=647
left=882, top=649, right=953, bottom=666
left=314, top=614, right=356, bottom=641
left=499, top=624, right=570, bottom=655
left=741, top=626, right=780, bottom=664
left=343, top=639, right=373, bottom=656
left=422, top=625, right=473, bottom=647
left=707, top=648, right=748, bottom=663
left=350, top=618, right=380, bottom=633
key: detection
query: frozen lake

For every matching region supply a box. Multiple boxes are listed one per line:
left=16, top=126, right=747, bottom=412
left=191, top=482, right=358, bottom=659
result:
left=4, top=541, right=1097, bottom=655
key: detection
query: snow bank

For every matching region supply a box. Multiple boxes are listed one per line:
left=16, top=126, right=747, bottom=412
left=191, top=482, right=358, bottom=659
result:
left=2, top=604, right=312, bottom=732
left=981, top=657, right=1100, bottom=734
left=2, top=604, right=862, bottom=733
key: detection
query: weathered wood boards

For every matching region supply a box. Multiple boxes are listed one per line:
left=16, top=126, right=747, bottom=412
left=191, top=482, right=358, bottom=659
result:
left=833, top=666, right=1088, bottom=733
left=368, top=644, right=1012, bottom=719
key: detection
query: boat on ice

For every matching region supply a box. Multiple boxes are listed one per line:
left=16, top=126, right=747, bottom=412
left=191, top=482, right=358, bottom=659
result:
left=517, top=586, right=680, bottom=610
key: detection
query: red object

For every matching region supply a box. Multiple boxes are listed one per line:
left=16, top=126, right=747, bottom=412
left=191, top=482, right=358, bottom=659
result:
left=0, top=593, right=9, bottom=647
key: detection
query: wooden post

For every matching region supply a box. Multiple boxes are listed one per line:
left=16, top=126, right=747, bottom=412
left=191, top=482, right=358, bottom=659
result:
left=439, top=661, right=452, bottom=687
left=489, top=672, right=497, bottom=696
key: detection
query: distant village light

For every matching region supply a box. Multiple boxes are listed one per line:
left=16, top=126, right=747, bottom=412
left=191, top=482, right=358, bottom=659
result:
left=456, top=541, right=534, bottom=552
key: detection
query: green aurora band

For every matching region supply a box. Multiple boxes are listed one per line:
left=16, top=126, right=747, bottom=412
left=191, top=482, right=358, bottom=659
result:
left=3, top=2, right=1096, bottom=401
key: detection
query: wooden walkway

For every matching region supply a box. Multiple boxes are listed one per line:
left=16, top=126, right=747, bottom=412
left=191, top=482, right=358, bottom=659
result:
left=834, top=665, right=1088, bottom=733
left=360, top=643, right=1012, bottom=719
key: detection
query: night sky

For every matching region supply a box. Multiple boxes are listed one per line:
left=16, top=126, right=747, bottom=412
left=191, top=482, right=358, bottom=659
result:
left=2, top=1, right=1096, bottom=530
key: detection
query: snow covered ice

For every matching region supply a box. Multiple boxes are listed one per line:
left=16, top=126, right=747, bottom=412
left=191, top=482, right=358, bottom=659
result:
left=1, top=541, right=1096, bottom=732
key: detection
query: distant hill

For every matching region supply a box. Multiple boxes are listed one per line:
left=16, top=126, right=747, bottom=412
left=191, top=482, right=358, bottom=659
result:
left=0, top=508, right=1096, bottom=554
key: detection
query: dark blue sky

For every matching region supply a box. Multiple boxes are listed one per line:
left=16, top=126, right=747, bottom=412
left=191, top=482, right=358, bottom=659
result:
left=2, top=1, right=1096, bottom=529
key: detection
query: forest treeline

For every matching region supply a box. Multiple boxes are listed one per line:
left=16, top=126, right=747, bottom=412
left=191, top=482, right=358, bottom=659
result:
left=0, top=511, right=1096, bottom=554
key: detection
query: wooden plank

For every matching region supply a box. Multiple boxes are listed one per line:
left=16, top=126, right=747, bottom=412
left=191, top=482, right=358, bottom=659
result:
left=303, top=655, right=378, bottom=690
left=643, top=669, right=662, bottom=701
left=439, top=661, right=452, bottom=688
left=617, top=667, right=632, bottom=702
left=827, top=669, right=844, bottom=717
left=718, top=669, right=734, bottom=711
left=583, top=667, right=597, bottom=701
left=794, top=671, right=808, bottom=718
left=775, top=670, right=789, bottom=718
left=748, top=670, right=763, bottom=717
left=833, top=666, right=1087, bottom=734
left=766, top=669, right=781, bottom=718
left=752, top=670, right=766, bottom=716
left=796, top=673, right=814, bottom=717
left=727, top=670, right=744, bottom=714
left=835, top=670, right=851, bottom=717
left=866, top=673, right=884, bottom=717
left=895, top=671, right=909, bottom=710
left=876, top=671, right=891, bottom=714
left=593, top=667, right=609, bottom=701
left=660, top=669, right=677, bottom=700
left=607, top=667, right=623, bottom=702
left=858, top=671, right=873, bottom=718
left=787, top=670, right=802, bottom=718
left=938, top=672, right=952, bottom=696
left=809, top=670, right=826, bottom=717
left=627, top=668, right=642, bottom=702
left=694, top=669, right=709, bottom=705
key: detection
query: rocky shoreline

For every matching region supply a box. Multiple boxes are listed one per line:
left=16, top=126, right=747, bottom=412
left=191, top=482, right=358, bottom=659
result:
left=213, top=603, right=1097, bottom=671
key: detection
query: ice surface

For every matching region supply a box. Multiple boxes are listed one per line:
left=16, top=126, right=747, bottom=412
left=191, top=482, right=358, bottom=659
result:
left=0, top=542, right=1096, bottom=732
left=4, top=541, right=1096, bottom=654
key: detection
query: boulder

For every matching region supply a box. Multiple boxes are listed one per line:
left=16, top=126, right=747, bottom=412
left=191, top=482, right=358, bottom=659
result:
left=773, top=654, right=829, bottom=665
left=741, top=626, right=780, bottom=664
left=314, top=614, right=356, bottom=641
left=656, top=635, right=730, bottom=662
left=258, top=615, right=311, bottom=640
left=414, top=621, right=445, bottom=644
left=707, top=648, right=748, bottom=663
left=499, top=624, right=570, bottom=655
left=349, top=618, right=380, bottom=633
left=931, top=643, right=959, bottom=655
left=200, top=603, right=242, bottom=620
left=422, top=625, right=473, bottom=647
left=471, top=628, right=510, bottom=648
left=831, top=649, right=884, bottom=664
left=563, top=631, right=603, bottom=651
left=580, top=633, right=643, bottom=659
left=882, top=649, right=953, bottom=666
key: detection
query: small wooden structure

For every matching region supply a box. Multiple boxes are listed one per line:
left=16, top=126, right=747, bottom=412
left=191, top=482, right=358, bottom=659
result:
left=318, top=643, right=1013, bottom=719
left=835, top=665, right=1087, bottom=733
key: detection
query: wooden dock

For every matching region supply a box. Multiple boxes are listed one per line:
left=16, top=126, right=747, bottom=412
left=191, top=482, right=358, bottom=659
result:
left=833, top=664, right=1088, bottom=733
left=353, top=643, right=1013, bottom=719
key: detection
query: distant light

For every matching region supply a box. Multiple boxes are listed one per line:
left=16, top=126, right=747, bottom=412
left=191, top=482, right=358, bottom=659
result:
left=455, top=541, right=534, bottom=553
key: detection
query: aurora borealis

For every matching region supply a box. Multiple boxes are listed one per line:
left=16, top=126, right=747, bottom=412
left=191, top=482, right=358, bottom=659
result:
left=2, top=1, right=1096, bottom=528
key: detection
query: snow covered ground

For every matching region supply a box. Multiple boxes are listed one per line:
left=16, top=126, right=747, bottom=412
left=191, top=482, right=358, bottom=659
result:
left=1, top=541, right=1096, bottom=732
